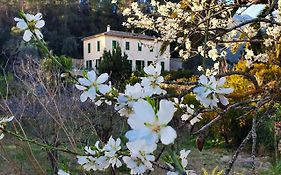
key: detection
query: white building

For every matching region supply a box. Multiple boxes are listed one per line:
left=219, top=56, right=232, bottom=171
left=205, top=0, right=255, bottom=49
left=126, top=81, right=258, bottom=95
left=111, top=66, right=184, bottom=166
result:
left=82, top=25, right=170, bottom=71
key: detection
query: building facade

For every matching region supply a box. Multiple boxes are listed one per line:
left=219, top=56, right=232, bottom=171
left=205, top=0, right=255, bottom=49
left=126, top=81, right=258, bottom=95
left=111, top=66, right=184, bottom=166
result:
left=82, top=26, right=170, bottom=71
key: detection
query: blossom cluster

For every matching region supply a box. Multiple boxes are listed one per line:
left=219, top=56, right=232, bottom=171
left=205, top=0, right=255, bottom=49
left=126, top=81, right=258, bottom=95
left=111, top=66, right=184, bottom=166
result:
left=193, top=75, right=233, bottom=108
left=74, top=62, right=233, bottom=174
left=77, top=137, right=122, bottom=171
left=120, top=0, right=281, bottom=72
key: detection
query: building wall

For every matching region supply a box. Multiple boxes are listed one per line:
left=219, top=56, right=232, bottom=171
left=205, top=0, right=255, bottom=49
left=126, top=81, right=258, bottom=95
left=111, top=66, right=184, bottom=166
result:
left=83, top=35, right=170, bottom=71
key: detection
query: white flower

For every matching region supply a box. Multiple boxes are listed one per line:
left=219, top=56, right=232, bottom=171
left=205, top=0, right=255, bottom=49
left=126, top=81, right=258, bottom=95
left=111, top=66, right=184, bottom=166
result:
left=77, top=148, right=100, bottom=171
left=58, top=169, right=70, bottom=175
left=208, top=48, right=219, bottom=61
left=125, top=99, right=177, bottom=145
left=77, top=141, right=110, bottom=171
left=0, top=116, right=14, bottom=140
left=179, top=149, right=191, bottom=168
left=123, top=140, right=156, bottom=174
left=115, top=83, right=145, bottom=117
left=104, top=136, right=122, bottom=168
left=141, top=63, right=166, bottom=96
left=14, top=13, right=45, bottom=41
left=75, top=71, right=111, bottom=102
left=180, top=104, right=194, bottom=120
left=193, top=75, right=233, bottom=108
left=189, top=114, right=203, bottom=125
left=180, top=104, right=203, bottom=125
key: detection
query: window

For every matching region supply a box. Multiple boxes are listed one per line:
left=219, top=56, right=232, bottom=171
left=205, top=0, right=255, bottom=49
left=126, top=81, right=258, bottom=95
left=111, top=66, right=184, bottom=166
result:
left=161, top=61, right=165, bottom=72
left=136, top=60, right=145, bottom=70
left=150, top=48, right=154, bottom=52
left=112, top=40, right=117, bottom=50
left=97, top=41, right=100, bottom=52
left=86, top=60, right=92, bottom=69
left=125, top=41, right=130, bottom=50
left=96, top=59, right=101, bottom=68
left=87, top=43, right=91, bottom=53
left=138, top=42, right=142, bottom=51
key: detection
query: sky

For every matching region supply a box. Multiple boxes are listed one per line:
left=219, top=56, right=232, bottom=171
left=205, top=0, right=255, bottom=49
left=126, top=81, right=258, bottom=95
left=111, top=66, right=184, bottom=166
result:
left=236, top=4, right=266, bottom=18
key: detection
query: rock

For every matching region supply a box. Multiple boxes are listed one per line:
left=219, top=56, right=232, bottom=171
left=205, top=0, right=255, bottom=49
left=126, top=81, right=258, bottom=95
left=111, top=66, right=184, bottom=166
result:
left=221, top=155, right=231, bottom=162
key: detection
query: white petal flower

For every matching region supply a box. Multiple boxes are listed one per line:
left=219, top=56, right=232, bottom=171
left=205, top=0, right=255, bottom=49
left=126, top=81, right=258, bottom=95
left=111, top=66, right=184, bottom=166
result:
left=0, top=116, right=14, bottom=140
left=75, top=71, right=111, bottom=102
left=77, top=143, right=109, bottom=171
left=123, top=140, right=155, bottom=174
left=179, top=149, right=191, bottom=168
left=115, top=83, right=145, bottom=117
left=14, top=12, right=45, bottom=41
left=193, top=75, right=233, bottom=108
left=141, top=63, right=166, bottom=96
left=103, top=136, right=123, bottom=168
left=126, top=99, right=177, bottom=145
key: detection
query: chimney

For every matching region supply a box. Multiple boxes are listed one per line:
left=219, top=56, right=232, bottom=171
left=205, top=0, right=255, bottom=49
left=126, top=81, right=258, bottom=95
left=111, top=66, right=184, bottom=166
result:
left=107, top=25, right=111, bottom=32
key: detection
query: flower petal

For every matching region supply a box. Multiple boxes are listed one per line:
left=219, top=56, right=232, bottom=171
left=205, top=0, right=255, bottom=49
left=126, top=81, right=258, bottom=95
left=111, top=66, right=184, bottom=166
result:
left=129, top=100, right=155, bottom=127
left=157, top=100, right=175, bottom=125
left=78, top=78, right=92, bottom=87
left=198, top=75, right=208, bottom=85
left=23, top=30, right=33, bottom=42
left=87, top=71, right=96, bottom=82
left=125, top=128, right=151, bottom=142
left=144, top=65, right=156, bottom=75
left=96, top=73, right=109, bottom=84
left=0, top=133, right=4, bottom=140
left=25, top=14, right=35, bottom=21
left=14, top=17, right=21, bottom=22
left=87, top=87, right=96, bottom=101
left=80, top=92, right=88, bottom=102
left=34, top=13, right=42, bottom=21
left=160, top=126, right=177, bottom=145
left=35, top=20, right=45, bottom=28
left=16, top=20, right=28, bottom=29
left=217, top=77, right=226, bottom=86
left=219, top=95, right=229, bottom=106
left=75, top=84, right=87, bottom=91
left=98, top=84, right=110, bottom=94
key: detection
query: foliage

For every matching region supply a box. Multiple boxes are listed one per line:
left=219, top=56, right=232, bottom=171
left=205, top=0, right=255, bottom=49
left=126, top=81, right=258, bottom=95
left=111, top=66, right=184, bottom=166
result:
left=0, top=73, right=17, bottom=97
left=163, top=69, right=193, bottom=81
left=41, top=55, right=73, bottom=72
left=99, top=46, right=132, bottom=89
left=202, top=166, right=223, bottom=175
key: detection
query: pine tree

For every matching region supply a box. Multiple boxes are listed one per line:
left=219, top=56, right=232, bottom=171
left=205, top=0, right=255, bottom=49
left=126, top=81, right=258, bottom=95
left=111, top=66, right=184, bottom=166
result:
left=99, top=46, right=132, bottom=88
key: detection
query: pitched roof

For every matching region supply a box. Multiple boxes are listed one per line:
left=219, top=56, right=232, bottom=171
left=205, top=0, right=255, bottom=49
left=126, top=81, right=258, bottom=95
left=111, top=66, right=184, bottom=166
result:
left=82, top=30, right=156, bottom=41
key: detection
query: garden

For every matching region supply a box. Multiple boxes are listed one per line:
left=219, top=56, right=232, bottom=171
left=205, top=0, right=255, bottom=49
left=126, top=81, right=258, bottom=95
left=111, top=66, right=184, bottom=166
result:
left=1, top=0, right=281, bottom=175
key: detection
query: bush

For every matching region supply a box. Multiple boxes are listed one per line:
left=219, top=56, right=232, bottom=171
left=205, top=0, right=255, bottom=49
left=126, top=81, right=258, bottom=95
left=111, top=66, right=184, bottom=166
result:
left=163, top=69, right=193, bottom=81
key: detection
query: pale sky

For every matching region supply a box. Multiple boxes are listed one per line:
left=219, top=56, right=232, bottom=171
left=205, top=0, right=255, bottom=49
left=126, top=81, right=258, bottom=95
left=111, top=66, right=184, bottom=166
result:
left=236, top=4, right=266, bottom=18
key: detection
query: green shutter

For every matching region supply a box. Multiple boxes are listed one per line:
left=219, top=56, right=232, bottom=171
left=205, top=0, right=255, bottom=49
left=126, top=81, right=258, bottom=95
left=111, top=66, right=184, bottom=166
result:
left=97, top=41, right=100, bottom=51
left=112, top=40, right=117, bottom=49
left=126, top=41, right=130, bottom=50
left=88, top=43, right=91, bottom=53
